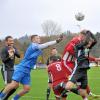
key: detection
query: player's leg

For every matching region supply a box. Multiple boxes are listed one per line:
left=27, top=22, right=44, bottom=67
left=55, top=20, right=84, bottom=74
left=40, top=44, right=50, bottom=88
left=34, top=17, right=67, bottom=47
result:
left=53, top=83, right=68, bottom=100
left=46, top=79, right=52, bottom=100
left=61, top=90, right=67, bottom=100
left=0, top=81, right=19, bottom=99
left=79, top=89, right=88, bottom=100
left=86, top=85, right=100, bottom=99
left=0, top=69, right=24, bottom=99
left=53, top=86, right=61, bottom=100
left=55, top=96, right=66, bottom=100
left=63, top=67, right=79, bottom=91
left=62, top=97, right=67, bottom=100
left=12, top=85, right=31, bottom=100
left=55, top=96, right=60, bottom=100
left=3, top=70, right=17, bottom=100
left=12, top=73, right=31, bottom=100
left=1, top=67, right=7, bottom=85
left=62, top=69, right=88, bottom=99
left=78, top=70, right=89, bottom=100
left=54, top=68, right=78, bottom=93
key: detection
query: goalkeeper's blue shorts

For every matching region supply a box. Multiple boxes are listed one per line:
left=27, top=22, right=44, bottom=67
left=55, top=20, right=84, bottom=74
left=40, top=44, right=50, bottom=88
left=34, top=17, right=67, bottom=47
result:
left=12, top=68, right=31, bottom=85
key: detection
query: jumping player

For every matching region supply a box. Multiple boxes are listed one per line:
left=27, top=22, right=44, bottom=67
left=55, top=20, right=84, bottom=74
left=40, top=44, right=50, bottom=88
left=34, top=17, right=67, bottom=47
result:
left=56, top=30, right=100, bottom=100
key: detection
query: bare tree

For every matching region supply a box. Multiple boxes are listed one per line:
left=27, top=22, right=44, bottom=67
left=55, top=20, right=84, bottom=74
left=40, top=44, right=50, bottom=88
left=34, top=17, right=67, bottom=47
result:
left=41, top=20, right=62, bottom=36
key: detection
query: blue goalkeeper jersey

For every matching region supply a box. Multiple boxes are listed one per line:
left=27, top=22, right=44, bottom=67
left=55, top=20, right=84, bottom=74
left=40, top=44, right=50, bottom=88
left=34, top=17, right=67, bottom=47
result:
left=16, top=43, right=42, bottom=73
left=15, top=40, right=57, bottom=73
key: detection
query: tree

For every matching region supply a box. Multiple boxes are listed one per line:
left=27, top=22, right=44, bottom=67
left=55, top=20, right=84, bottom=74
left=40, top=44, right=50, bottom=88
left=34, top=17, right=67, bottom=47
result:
left=41, top=20, right=62, bottom=36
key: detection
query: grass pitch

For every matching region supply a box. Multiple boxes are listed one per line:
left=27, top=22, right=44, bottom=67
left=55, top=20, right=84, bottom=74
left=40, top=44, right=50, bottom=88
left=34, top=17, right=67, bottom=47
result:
left=0, top=67, right=100, bottom=100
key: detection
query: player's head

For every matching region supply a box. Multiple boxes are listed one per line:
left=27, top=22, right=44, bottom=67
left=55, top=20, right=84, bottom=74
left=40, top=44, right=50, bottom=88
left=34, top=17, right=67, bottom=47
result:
left=85, top=37, right=96, bottom=48
left=80, top=30, right=97, bottom=48
left=5, top=36, right=14, bottom=46
left=31, top=35, right=41, bottom=43
left=49, top=55, right=61, bottom=63
left=51, top=48, right=58, bottom=56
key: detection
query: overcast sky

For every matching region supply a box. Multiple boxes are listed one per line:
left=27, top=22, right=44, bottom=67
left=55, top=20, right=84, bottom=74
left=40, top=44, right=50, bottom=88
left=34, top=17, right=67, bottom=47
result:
left=0, top=0, right=100, bottom=39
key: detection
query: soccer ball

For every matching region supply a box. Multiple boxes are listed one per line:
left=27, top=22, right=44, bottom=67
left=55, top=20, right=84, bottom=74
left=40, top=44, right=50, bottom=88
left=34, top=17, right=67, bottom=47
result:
left=75, top=12, right=85, bottom=21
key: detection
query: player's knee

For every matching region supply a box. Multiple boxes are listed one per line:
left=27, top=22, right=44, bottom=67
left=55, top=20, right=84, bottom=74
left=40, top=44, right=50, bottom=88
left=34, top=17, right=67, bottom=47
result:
left=9, top=81, right=19, bottom=89
left=66, top=81, right=74, bottom=90
left=24, top=86, right=31, bottom=92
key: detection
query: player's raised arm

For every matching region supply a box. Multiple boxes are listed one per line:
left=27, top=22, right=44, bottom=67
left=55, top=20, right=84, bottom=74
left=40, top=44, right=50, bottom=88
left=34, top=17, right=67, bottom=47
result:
left=38, top=35, right=63, bottom=49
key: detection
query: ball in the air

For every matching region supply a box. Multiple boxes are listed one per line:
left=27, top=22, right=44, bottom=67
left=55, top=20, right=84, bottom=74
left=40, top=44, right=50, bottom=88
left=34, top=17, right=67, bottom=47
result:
left=75, top=12, right=85, bottom=21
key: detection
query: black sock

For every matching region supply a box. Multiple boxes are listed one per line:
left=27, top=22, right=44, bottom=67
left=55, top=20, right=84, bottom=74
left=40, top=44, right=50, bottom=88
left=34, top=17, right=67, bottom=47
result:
left=3, top=89, right=16, bottom=100
left=0, top=88, right=4, bottom=93
left=70, top=88, right=79, bottom=95
left=46, top=87, right=51, bottom=100
left=61, top=89, right=69, bottom=97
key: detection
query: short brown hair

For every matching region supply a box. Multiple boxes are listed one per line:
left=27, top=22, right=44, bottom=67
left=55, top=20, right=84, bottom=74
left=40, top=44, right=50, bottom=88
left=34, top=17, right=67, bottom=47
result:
left=5, top=36, right=13, bottom=41
left=31, top=35, right=38, bottom=41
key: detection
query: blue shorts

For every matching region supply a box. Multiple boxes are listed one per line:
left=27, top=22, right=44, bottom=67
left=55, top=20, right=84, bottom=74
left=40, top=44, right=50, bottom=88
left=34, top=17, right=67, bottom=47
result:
left=12, top=69, right=31, bottom=85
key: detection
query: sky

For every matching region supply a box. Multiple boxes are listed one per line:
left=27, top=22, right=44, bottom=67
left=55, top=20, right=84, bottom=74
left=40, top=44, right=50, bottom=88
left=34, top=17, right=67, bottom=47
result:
left=0, top=0, right=100, bottom=39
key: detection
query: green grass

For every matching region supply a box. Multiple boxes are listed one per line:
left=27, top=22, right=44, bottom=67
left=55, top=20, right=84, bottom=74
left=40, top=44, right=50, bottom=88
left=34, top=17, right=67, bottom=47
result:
left=0, top=67, right=100, bottom=100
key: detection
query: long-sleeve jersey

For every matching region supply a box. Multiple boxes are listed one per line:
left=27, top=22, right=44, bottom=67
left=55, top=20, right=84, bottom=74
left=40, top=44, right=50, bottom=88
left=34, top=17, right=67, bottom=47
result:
left=1, top=46, right=20, bottom=70
left=16, top=40, right=57, bottom=73
left=74, top=42, right=96, bottom=69
left=61, top=35, right=84, bottom=75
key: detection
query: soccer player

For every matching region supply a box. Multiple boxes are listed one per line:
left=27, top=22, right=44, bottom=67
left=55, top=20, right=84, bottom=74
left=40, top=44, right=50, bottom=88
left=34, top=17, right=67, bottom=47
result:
left=0, top=36, right=20, bottom=100
left=47, top=56, right=67, bottom=100
left=46, top=48, right=61, bottom=66
left=46, top=48, right=61, bottom=100
left=0, top=34, right=63, bottom=100
left=57, top=30, right=100, bottom=100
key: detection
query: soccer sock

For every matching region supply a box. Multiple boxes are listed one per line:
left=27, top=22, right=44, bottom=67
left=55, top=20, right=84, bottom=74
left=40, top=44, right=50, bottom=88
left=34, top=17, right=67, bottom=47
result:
left=70, top=88, right=79, bottom=95
left=61, top=90, right=69, bottom=97
left=13, top=94, right=20, bottom=100
left=0, top=92, right=6, bottom=99
left=3, top=89, right=16, bottom=100
left=46, top=87, right=51, bottom=100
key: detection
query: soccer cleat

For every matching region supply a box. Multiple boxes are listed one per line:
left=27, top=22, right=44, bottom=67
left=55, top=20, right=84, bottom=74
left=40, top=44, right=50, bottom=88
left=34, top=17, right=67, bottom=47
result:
left=88, top=93, right=100, bottom=100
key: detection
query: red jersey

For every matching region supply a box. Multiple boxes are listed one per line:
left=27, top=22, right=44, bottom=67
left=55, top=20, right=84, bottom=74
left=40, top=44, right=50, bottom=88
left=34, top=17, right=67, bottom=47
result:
left=63, top=35, right=83, bottom=56
left=62, top=35, right=96, bottom=75
left=48, top=61, right=68, bottom=87
left=61, top=35, right=84, bottom=75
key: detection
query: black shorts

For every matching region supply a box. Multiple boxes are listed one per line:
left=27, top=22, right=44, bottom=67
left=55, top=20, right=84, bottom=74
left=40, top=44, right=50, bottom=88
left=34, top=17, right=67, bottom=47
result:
left=70, top=68, right=88, bottom=89
left=1, top=68, right=14, bottom=84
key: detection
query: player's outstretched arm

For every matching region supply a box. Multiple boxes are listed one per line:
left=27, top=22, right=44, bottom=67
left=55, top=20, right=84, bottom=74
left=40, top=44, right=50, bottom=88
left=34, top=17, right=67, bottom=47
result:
left=38, top=35, right=63, bottom=49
